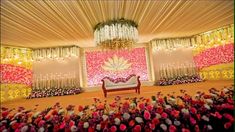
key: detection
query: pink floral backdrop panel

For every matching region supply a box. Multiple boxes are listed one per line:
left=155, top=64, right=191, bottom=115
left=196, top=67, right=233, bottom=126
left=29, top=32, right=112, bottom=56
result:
left=85, top=47, right=148, bottom=86
left=0, top=64, right=33, bottom=86
left=193, top=43, right=234, bottom=69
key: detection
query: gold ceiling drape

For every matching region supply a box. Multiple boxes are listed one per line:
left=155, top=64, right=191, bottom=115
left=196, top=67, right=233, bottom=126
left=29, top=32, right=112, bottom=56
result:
left=1, top=0, right=234, bottom=48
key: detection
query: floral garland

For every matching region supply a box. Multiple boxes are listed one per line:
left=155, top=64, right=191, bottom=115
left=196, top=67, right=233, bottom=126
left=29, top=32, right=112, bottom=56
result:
left=27, top=87, right=82, bottom=99
left=159, top=75, right=203, bottom=86
left=0, top=86, right=233, bottom=131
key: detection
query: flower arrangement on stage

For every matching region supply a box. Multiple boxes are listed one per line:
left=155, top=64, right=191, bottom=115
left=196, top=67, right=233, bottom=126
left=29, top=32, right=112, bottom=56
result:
left=159, top=75, right=203, bottom=86
left=1, top=86, right=233, bottom=132
left=27, top=87, right=82, bottom=99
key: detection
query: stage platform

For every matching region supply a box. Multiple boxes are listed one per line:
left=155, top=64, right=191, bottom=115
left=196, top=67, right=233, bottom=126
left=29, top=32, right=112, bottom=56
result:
left=1, top=80, right=233, bottom=111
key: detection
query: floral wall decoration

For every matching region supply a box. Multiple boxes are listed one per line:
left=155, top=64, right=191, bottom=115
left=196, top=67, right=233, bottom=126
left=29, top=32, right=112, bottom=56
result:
left=193, top=43, right=234, bottom=69
left=0, top=64, right=32, bottom=86
left=85, top=47, right=149, bottom=86
left=192, top=24, right=234, bottom=80
left=0, top=46, right=33, bottom=102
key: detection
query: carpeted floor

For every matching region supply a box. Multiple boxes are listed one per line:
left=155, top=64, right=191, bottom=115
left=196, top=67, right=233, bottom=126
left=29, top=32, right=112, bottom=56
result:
left=1, top=80, right=233, bottom=111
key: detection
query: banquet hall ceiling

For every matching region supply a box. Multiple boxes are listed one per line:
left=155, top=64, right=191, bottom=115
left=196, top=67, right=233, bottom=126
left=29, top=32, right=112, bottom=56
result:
left=1, top=0, right=234, bottom=48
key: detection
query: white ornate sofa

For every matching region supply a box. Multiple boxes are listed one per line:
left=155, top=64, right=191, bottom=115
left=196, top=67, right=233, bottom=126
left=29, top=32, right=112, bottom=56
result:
left=101, top=75, right=141, bottom=97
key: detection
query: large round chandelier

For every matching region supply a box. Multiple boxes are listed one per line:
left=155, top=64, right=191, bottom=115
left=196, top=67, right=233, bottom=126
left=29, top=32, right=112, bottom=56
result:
left=94, top=18, right=138, bottom=50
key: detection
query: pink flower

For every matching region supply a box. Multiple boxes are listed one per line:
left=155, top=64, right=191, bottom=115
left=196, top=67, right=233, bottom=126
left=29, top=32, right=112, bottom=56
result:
left=110, top=126, right=117, bottom=132
left=144, top=111, right=151, bottom=120
left=169, top=125, right=176, bottom=132
left=38, top=120, right=45, bottom=127
left=224, top=122, right=232, bottom=129
left=222, top=103, right=234, bottom=110
left=223, top=113, right=234, bottom=122
left=133, top=125, right=141, bottom=132
left=92, top=112, right=99, bottom=118
left=147, top=105, right=153, bottom=111
left=149, top=123, right=155, bottom=130
left=59, top=122, right=65, bottom=129
left=161, top=112, right=168, bottom=119
left=215, top=112, right=222, bottom=119
left=190, top=117, right=196, bottom=125
left=120, top=124, right=126, bottom=131
left=139, top=103, right=145, bottom=110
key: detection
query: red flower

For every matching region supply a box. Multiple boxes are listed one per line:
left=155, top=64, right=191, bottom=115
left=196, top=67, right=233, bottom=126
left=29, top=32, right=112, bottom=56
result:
left=129, top=120, right=135, bottom=127
left=109, top=102, right=116, bottom=108
left=194, top=125, right=200, bottom=132
left=152, top=118, right=160, bottom=125
left=133, top=125, right=141, bottom=132
left=146, top=98, right=150, bottom=103
left=11, top=122, right=20, bottom=130
left=1, top=111, right=9, bottom=118
left=158, top=98, right=164, bottom=104
left=144, top=111, right=151, bottom=120
left=171, top=110, right=179, bottom=118
left=69, top=121, right=75, bottom=127
left=182, top=128, right=190, bottom=132
left=190, top=107, right=197, bottom=114
left=196, top=114, right=201, bottom=120
left=88, top=127, right=95, bottom=132
left=161, top=112, right=168, bottom=119
left=51, top=110, right=58, bottom=115
left=150, top=123, right=155, bottom=130
left=78, top=105, right=83, bottom=112
left=169, top=125, right=176, bottom=132
left=224, top=122, right=232, bottom=129
left=156, top=107, right=163, bottom=114
left=54, top=124, right=60, bottom=132
left=120, top=124, right=126, bottom=131
left=64, top=115, right=70, bottom=122
left=97, top=104, right=105, bottom=110
left=110, top=126, right=117, bottom=132
left=44, top=114, right=51, bottom=121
